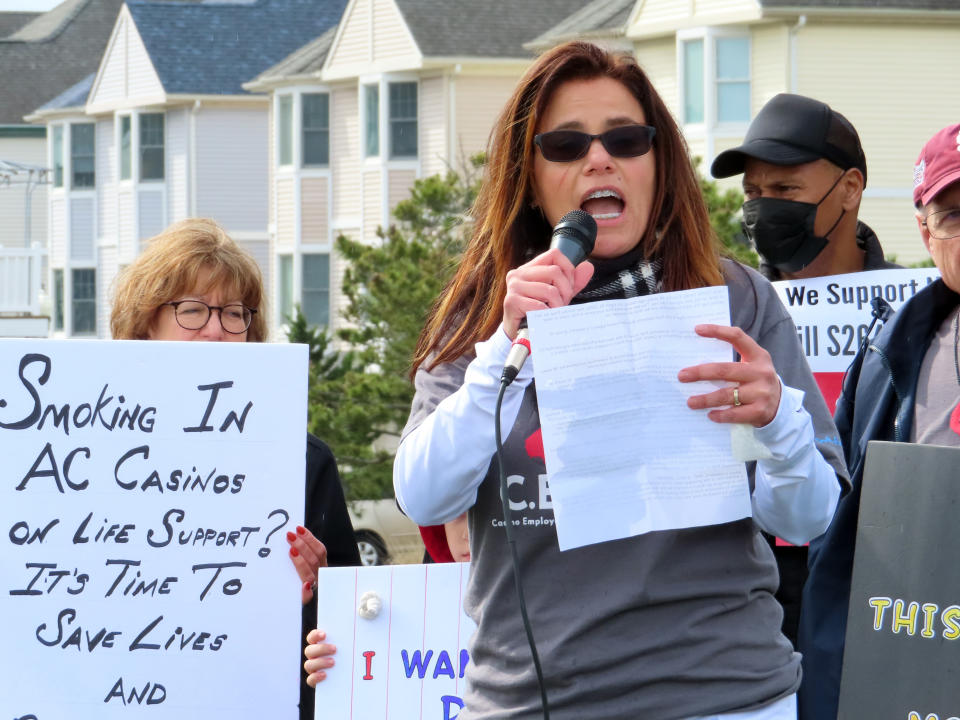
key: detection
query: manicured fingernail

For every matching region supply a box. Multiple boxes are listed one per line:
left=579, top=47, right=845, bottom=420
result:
left=303, top=581, right=312, bottom=592
left=297, top=525, right=307, bottom=535
left=290, top=547, right=299, bottom=557
left=286, top=531, right=297, bottom=542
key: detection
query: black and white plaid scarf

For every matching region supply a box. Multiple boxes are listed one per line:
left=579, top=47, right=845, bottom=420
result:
left=572, top=246, right=662, bottom=303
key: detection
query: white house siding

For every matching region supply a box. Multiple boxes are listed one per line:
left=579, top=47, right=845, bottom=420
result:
left=795, top=20, right=960, bottom=263
left=50, top=196, right=66, bottom=266
left=0, top=136, right=47, bottom=250
left=93, top=14, right=128, bottom=106
left=331, top=85, right=360, bottom=224
left=631, top=0, right=690, bottom=28
left=453, top=75, right=516, bottom=168
left=328, top=0, right=373, bottom=69
left=388, top=169, right=416, bottom=221
left=98, top=243, right=117, bottom=338
left=276, top=177, right=295, bottom=248
left=633, top=37, right=677, bottom=114
left=118, top=190, right=134, bottom=263
left=268, top=103, right=275, bottom=226
left=363, top=169, right=382, bottom=242
left=70, top=197, right=96, bottom=262
left=125, top=19, right=164, bottom=101
left=859, top=195, right=923, bottom=263
left=301, top=177, right=329, bottom=244
left=138, top=189, right=164, bottom=242
left=97, top=118, right=117, bottom=242
left=419, top=74, right=447, bottom=178
left=167, top=108, right=189, bottom=223
left=372, top=0, right=418, bottom=64
left=236, top=239, right=270, bottom=307
left=750, top=23, right=788, bottom=114
left=630, top=0, right=760, bottom=36
left=195, top=107, right=268, bottom=232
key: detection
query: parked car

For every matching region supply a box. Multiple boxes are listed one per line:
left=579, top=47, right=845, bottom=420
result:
left=348, top=498, right=424, bottom=566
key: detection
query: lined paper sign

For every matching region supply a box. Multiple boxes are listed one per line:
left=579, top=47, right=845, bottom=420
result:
left=1, top=339, right=307, bottom=720
left=314, top=563, right=475, bottom=720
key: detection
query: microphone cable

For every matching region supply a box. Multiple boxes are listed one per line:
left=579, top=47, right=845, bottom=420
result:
left=494, top=375, right=550, bottom=720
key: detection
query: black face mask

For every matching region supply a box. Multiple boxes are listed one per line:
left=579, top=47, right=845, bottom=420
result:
left=741, top=173, right=846, bottom=274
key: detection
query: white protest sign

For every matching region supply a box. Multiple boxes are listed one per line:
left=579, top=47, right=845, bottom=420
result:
left=314, top=563, right=475, bottom=720
left=1, top=339, right=307, bottom=720
left=772, top=267, right=939, bottom=413
left=772, top=267, right=939, bottom=372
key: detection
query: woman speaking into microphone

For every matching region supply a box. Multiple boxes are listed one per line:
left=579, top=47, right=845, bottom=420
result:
left=392, top=41, right=847, bottom=720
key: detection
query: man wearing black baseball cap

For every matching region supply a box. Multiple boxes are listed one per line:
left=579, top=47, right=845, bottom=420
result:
left=712, top=94, right=899, bottom=652
left=712, top=93, right=898, bottom=280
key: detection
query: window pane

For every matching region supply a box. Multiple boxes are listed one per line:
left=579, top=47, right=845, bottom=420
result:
left=278, top=96, right=293, bottom=165
left=716, top=37, right=749, bottom=80
left=71, top=123, right=95, bottom=188
left=683, top=39, right=704, bottom=124
left=302, top=93, right=329, bottom=166
left=279, top=254, right=293, bottom=323
left=120, top=116, right=131, bottom=180
left=389, top=82, right=417, bottom=158
left=139, top=113, right=164, bottom=180
left=364, top=85, right=379, bottom=157
left=52, top=125, right=63, bottom=187
left=301, top=254, right=330, bottom=327
left=71, top=268, right=96, bottom=334
left=718, top=82, right=751, bottom=123
left=53, top=268, right=64, bottom=331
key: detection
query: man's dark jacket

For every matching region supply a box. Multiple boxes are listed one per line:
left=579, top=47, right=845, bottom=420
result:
left=798, top=278, right=959, bottom=720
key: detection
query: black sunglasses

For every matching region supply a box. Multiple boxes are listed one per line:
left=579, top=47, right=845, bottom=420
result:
left=534, top=124, right=656, bottom=163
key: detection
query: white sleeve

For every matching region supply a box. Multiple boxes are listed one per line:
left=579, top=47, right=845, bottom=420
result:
left=393, top=326, right=534, bottom=526
left=750, top=381, right=842, bottom=545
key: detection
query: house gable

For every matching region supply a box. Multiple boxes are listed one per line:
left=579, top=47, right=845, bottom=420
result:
left=86, top=6, right=164, bottom=114
left=324, top=0, right=422, bottom=80
left=628, top=0, right=762, bottom=38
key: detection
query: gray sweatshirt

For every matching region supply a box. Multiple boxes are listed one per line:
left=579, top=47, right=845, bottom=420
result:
left=397, top=260, right=849, bottom=720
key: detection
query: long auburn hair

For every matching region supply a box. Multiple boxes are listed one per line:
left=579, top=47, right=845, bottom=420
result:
left=412, top=41, right=723, bottom=373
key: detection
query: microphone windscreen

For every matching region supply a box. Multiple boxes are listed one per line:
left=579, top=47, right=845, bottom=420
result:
left=551, top=210, right=597, bottom=265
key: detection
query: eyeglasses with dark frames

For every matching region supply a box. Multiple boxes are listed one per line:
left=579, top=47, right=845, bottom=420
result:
left=162, top=300, right=256, bottom=334
left=922, top=207, right=960, bottom=241
left=534, top=124, right=656, bottom=163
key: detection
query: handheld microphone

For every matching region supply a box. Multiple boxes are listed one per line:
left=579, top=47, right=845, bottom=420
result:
left=501, top=210, right=597, bottom=385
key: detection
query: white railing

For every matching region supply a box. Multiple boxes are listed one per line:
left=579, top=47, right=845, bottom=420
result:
left=0, top=243, right=45, bottom=315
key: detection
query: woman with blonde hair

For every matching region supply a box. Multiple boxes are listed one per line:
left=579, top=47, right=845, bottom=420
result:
left=111, top=217, right=360, bottom=720
left=390, top=41, right=849, bottom=719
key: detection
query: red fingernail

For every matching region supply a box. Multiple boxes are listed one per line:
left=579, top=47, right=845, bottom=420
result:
left=286, top=531, right=297, bottom=542
left=290, top=547, right=299, bottom=557
left=297, top=525, right=307, bottom=535
left=303, top=581, right=312, bottom=592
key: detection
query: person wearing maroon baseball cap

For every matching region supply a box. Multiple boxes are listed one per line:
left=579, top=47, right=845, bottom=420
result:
left=799, top=123, right=960, bottom=720
left=712, top=93, right=899, bottom=280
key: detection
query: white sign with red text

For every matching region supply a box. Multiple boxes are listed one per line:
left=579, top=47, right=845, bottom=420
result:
left=772, top=267, right=939, bottom=411
left=314, top=562, right=474, bottom=720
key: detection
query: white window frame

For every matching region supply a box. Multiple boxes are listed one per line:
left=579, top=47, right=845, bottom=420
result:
left=676, top=26, right=754, bottom=135
left=50, top=123, right=65, bottom=190
left=138, top=111, right=165, bottom=182
left=117, top=113, right=133, bottom=183
left=69, top=266, right=97, bottom=336
left=301, top=91, right=331, bottom=168
left=276, top=93, right=295, bottom=168
left=69, top=122, right=96, bottom=190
